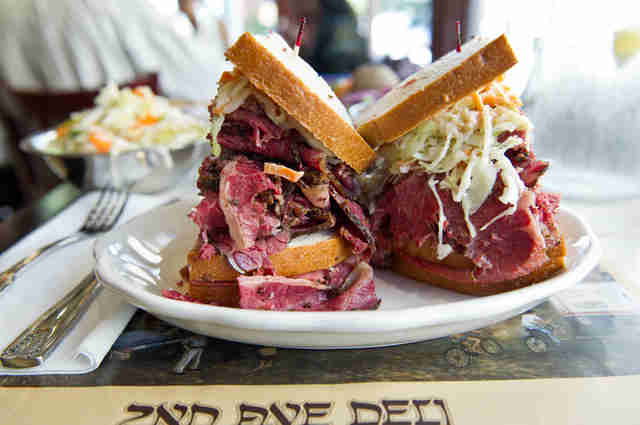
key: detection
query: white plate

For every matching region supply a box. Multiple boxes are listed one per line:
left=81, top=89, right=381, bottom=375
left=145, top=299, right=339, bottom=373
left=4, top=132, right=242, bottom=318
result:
left=94, top=198, right=601, bottom=349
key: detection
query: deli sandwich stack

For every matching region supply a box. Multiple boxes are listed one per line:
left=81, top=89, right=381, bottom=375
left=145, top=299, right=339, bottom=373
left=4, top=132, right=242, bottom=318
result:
left=356, top=34, right=565, bottom=295
left=183, top=33, right=380, bottom=310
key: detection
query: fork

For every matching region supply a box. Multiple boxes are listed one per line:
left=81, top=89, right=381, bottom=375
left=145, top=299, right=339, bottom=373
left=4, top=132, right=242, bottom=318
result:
left=0, top=188, right=129, bottom=294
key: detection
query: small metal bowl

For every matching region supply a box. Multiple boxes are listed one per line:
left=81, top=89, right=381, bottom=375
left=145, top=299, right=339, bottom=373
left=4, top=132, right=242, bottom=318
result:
left=20, top=130, right=209, bottom=193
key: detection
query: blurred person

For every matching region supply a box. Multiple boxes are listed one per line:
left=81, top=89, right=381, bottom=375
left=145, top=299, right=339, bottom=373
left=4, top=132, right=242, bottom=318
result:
left=0, top=0, right=228, bottom=101
left=277, top=0, right=368, bottom=74
left=0, top=0, right=228, bottom=204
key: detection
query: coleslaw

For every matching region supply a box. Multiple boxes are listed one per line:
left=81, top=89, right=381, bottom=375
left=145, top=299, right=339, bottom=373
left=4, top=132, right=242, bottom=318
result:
left=377, top=79, right=533, bottom=257
left=49, top=84, right=207, bottom=155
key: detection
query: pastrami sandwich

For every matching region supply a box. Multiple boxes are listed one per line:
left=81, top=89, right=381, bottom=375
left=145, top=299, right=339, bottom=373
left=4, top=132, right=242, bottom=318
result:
left=355, top=34, right=565, bottom=296
left=184, top=32, right=379, bottom=310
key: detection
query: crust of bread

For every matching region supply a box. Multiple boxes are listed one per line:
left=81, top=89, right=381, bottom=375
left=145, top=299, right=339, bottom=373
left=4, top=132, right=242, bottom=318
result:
left=356, top=34, right=517, bottom=146
left=392, top=238, right=567, bottom=296
left=267, top=235, right=352, bottom=276
left=225, top=33, right=376, bottom=173
left=185, top=234, right=352, bottom=302
left=187, top=249, right=241, bottom=282
left=186, top=279, right=239, bottom=306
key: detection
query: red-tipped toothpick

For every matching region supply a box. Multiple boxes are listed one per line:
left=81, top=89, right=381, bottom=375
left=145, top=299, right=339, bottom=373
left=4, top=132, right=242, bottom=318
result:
left=456, top=20, right=462, bottom=52
left=294, top=17, right=307, bottom=55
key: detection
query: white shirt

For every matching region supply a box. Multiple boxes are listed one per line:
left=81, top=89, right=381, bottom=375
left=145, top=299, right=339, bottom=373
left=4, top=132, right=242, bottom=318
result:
left=0, top=0, right=229, bottom=101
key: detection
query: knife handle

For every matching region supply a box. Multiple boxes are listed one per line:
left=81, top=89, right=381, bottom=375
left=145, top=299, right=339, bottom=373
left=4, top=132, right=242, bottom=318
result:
left=0, top=273, right=101, bottom=368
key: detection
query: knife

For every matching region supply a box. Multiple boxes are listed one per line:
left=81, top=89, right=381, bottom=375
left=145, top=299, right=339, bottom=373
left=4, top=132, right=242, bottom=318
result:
left=0, top=272, right=101, bottom=368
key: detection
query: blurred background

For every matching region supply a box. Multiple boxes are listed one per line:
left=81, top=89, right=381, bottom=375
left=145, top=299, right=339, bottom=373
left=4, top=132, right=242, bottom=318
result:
left=1, top=0, right=639, bottom=218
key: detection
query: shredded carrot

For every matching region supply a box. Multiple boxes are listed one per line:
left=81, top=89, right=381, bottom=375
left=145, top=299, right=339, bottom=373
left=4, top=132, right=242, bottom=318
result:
left=133, top=88, right=145, bottom=97
left=218, top=70, right=241, bottom=85
left=56, top=123, right=70, bottom=138
left=481, top=95, right=502, bottom=107
left=471, top=91, right=484, bottom=111
left=509, top=95, right=523, bottom=108
left=264, top=163, right=304, bottom=182
left=89, top=131, right=112, bottom=153
left=496, top=81, right=523, bottom=108
left=136, top=113, right=159, bottom=126
left=502, top=87, right=523, bottom=107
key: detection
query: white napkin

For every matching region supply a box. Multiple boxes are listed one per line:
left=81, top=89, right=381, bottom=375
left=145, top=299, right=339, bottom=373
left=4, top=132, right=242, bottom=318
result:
left=0, top=177, right=199, bottom=375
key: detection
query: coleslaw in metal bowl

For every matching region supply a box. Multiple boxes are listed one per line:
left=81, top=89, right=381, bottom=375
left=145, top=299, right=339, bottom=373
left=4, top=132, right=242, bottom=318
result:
left=48, top=84, right=207, bottom=155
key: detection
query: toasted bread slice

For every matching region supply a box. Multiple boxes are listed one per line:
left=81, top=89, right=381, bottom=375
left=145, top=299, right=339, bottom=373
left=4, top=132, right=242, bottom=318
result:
left=392, top=238, right=566, bottom=296
left=225, top=32, right=376, bottom=173
left=355, top=34, right=517, bottom=146
left=186, top=279, right=239, bottom=306
left=185, top=232, right=352, bottom=303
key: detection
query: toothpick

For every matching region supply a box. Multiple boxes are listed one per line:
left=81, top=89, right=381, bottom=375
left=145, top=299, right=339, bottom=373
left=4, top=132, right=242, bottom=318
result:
left=294, top=17, right=307, bottom=55
left=456, top=20, right=462, bottom=52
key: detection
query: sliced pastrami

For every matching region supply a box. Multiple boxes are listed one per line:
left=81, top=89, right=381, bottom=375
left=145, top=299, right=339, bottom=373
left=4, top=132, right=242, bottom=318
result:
left=237, top=261, right=378, bottom=311
left=330, top=186, right=375, bottom=258
left=218, top=156, right=281, bottom=250
left=329, top=262, right=380, bottom=311
left=238, top=275, right=331, bottom=310
left=373, top=169, right=560, bottom=284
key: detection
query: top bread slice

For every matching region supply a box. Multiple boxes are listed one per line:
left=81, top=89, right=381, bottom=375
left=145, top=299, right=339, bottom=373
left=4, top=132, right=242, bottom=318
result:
left=225, top=32, right=376, bottom=173
left=355, top=34, right=518, bottom=147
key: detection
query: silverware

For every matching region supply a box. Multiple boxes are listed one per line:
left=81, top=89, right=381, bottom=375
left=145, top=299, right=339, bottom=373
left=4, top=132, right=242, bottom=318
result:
left=0, top=188, right=129, bottom=294
left=0, top=272, right=101, bottom=368
left=0, top=196, right=181, bottom=369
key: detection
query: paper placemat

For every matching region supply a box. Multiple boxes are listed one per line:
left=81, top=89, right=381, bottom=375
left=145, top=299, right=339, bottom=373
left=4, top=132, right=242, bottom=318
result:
left=2, top=377, right=639, bottom=424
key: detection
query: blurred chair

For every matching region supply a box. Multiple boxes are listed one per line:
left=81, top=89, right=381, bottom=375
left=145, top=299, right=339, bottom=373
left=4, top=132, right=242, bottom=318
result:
left=0, top=73, right=160, bottom=202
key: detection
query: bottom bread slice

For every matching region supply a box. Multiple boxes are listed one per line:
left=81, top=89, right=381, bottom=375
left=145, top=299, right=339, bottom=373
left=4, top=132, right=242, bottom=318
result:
left=184, top=233, right=352, bottom=304
left=392, top=238, right=566, bottom=296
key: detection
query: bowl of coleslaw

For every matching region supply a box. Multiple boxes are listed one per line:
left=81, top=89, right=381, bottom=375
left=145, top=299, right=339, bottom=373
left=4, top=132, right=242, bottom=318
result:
left=20, top=84, right=209, bottom=193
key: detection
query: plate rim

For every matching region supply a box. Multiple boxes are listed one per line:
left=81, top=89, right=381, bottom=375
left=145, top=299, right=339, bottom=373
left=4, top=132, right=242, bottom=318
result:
left=94, top=201, right=602, bottom=334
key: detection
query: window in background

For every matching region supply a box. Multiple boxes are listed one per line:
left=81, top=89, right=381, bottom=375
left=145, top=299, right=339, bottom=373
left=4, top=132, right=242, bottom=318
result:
left=366, top=0, right=432, bottom=66
left=246, top=0, right=279, bottom=34
left=242, top=0, right=433, bottom=72
left=515, top=0, right=640, bottom=200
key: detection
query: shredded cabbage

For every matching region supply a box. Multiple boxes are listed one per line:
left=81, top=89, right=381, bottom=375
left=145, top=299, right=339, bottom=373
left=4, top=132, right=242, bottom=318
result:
left=208, top=114, right=225, bottom=157
left=378, top=81, right=533, bottom=239
left=429, top=176, right=453, bottom=259
left=50, top=84, right=207, bottom=154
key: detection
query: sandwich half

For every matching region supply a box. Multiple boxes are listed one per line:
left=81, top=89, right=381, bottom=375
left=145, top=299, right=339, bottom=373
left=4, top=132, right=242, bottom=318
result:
left=355, top=34, right=565, bottom=296
left=184, top=32, right=379, bottom=310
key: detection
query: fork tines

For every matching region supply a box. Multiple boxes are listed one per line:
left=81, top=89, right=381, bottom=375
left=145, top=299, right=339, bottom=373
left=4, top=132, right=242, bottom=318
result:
left=81, top=188, right=129, bottom=233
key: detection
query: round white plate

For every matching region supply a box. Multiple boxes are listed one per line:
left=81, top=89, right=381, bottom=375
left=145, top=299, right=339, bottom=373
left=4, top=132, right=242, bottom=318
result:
left=94, top=198, right=601, bottom=349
